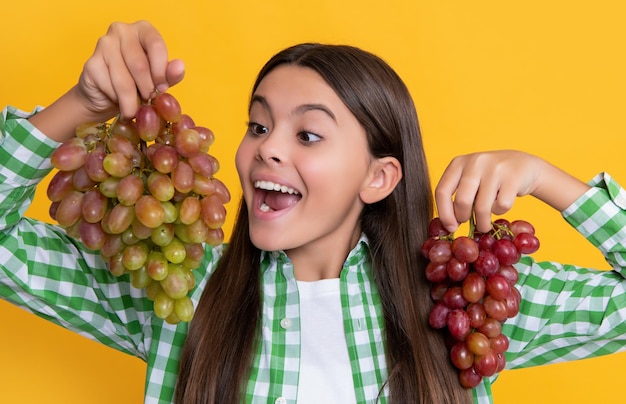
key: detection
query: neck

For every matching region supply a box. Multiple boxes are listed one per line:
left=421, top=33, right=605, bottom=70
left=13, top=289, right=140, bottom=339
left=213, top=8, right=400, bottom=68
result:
left=286, top=227, right=362, bottom=281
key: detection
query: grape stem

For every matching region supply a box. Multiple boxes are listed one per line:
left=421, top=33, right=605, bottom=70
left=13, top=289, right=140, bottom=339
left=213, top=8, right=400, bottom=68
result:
left=469, top=213, right=477, bottom=238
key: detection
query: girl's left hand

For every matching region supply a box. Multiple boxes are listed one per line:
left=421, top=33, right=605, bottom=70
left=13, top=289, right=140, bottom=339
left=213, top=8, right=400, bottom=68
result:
left=435, top=150, right=540, bottom=234
left=434, top=150, right=588, bottom=234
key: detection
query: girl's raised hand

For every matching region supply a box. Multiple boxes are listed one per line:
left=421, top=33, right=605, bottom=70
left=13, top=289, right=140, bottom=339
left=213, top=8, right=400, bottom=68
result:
left=78, top=20, right=185, bottom=121
left=434, top=150, right=590, bottom=234
left=30, top=21, right=185, bottom=142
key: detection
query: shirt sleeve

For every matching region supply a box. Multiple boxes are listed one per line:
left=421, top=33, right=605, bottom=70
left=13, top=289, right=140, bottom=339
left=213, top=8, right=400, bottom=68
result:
left=0, top=106, right=154, bottom=360
left=502, top=172, right=626, bottom=370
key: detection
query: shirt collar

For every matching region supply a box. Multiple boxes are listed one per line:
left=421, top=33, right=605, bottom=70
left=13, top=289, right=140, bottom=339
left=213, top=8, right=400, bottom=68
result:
left=259, top=233, right=371, bottom=274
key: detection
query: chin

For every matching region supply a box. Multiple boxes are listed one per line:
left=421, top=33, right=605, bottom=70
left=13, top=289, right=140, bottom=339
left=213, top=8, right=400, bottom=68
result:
left=248, top=231, right=289, bottom=253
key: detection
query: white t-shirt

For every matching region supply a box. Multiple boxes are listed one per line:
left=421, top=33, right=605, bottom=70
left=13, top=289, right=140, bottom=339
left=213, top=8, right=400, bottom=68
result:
left=295, top=278, right=358, bottom=403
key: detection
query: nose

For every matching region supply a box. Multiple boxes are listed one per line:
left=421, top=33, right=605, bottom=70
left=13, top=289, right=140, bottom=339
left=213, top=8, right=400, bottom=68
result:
left=256, top=130, right=288, bottom=165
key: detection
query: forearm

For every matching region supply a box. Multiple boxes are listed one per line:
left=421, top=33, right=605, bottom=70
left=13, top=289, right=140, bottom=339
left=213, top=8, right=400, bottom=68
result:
left=531, top=158, right=591, bottom=212
left=27, top=86, right=116, bottom=143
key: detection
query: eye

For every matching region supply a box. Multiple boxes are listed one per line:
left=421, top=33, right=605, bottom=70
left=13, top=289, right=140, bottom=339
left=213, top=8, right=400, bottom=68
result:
left=297, top=130, right=322, bottom=144
left=247, top=121, right=268, bottom=136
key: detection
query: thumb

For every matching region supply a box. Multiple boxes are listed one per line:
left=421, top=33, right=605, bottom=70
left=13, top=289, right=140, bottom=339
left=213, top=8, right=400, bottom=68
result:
left=157, top=59, right=185, bottom=93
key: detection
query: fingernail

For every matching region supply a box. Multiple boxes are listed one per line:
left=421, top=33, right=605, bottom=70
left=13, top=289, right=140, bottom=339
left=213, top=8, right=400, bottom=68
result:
left=156, top=83, right=169, bottom=93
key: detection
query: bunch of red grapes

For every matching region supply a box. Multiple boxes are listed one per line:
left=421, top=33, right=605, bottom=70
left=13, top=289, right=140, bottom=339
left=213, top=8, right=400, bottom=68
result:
left=422, top=217, right=540, bottom=388
left=47, top=92, right=230, bottom=324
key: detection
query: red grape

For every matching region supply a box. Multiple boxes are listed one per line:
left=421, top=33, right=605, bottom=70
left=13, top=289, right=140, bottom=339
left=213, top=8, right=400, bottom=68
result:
left=452, top=236, right=479, bottom=263
left=474, top=350, right=498, bottom=377
left=459, top=367, right=482, bottom=388
left=493, top=239, right=521, bottom=266
left=514, top=232, right=540, bottom=254
left=450, top=342, right=474, bottom=370
left=510, top=219, right=535, bottom=235
left=485, top=274, right=511, bottom=301
left=462, top=272, right=486, bottom=303
left=428, top=239, right=452, bottom=263
left=474, top=249, right=499, bottom=277
left=447, top=309, right=471, bottom=341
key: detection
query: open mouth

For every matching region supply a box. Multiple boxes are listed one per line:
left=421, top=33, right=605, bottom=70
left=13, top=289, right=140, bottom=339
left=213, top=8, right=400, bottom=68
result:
left=254, top=180, right=301, bottom=212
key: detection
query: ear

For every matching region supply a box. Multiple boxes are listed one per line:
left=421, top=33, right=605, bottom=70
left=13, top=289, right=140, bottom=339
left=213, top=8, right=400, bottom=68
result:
left=360, top=156, right=403, bottom=204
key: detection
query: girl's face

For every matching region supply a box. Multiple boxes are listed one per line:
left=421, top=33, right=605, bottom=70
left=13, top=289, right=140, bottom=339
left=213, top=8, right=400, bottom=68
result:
left=235, top=65, right=376, bottom=273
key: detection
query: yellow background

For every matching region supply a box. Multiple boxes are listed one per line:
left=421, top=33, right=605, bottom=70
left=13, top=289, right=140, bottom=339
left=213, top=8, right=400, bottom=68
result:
left=1, top=1, right=625, bottom=403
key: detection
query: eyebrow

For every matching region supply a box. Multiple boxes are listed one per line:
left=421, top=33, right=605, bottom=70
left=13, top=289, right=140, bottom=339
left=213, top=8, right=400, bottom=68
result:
left=250, top=95, right=337, bottom=122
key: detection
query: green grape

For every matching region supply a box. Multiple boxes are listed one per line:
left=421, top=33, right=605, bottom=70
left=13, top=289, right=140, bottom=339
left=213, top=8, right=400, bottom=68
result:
left=201, top=195, right=226, bottom=229
left=147, top=171, right=175, bottom=202
left=153, top=291, right=175, bottom=319
left=160, top=264, right=189, bottom=299
left=131, top=217, right=155, bottom=240
left=116, top=174, right=144, bottom=206
left=100, top=234, right=124, bottom=258
left=135, top=195, right=165, bottom=228
left=130, top=266, right=152, bottom=289
left=106, top=133, right=137, bottom=158
left=110, top=119, right=140, bottom=145
left=151, top=223, right=175, bottom=247
left=47, top=170, right=75, bottom=202
left=72, top=166, right=97, bottom=192
left=145, top=280, right=163, bottom=301
left=103, top=152, right=133, bottom=177
left=50, top=138, right=88, bottom=171
left=146, top=251, right=169, bottom=281
left=161, top=236, right=186, bottom=264
left=165, top=311, right=181, bottom=325
left=106, top=203, right=135, bottom=234
left=81, top=188, right=108, bottom=223
left=136, top=104, right=163, bottom=142
left=122, top=241, right=150, bottom=271
left=174, top=128, right=201, bottom=157
left=172, top=161, right=195, bottom=194
left=78, top=220, right=106, bottom=251
left=108, top=253, right=126, bottom=277
left=174, top=296, right=194, bottom=322
left=55, top=190, right=84, bottom=227
left=149, top=144, right=178, bottom=174
left=161, top=200, right=178, bottom=223
left=74, top=122, right=101, bottom=139
left=178, top=196, right=201, bottom=225
left=85, top=147, right=109, bottom=182
left=99, top=176, right=120, bottom=198
left=185, top=219, right=210, bottom=244
left=153, top=92, right=182, bottom=123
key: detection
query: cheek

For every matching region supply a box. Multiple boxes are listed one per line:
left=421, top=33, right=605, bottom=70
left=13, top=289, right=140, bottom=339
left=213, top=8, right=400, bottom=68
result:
left=234, top=140, right=253, bottom=178
left=302, top=154, right=368, bottom=196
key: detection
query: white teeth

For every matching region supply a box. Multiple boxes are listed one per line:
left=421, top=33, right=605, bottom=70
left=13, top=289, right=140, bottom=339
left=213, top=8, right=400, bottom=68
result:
left=254, top=180, right=299, bottom=195
left=259, top=203, right=271, bottom=212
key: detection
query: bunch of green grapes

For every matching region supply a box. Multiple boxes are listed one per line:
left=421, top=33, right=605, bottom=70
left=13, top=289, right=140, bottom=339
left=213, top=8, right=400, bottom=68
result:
left=47, top=92, right=230, bottom=324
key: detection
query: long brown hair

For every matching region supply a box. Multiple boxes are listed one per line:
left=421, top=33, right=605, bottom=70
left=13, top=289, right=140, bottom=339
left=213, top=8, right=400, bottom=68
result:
left=175, top=43, right=471, bottom=403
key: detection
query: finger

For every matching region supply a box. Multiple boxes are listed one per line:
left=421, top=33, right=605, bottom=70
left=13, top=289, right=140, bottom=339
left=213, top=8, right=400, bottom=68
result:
left=136, top=21, right=170, bottom=96
left=491, top=174, right=518, bottom=216
left=471, top=176, right=500, bottom=233
left=434, top=159, right=465, bottom=232
left=81, top=56, right=116, bottom=102
left=165, top=59, right=186, bottom=88
left=450, top=170, right=482, bottom=229
left=119, top=37, right=159, bottom=101
left=104, top=49, right=143, bottom=119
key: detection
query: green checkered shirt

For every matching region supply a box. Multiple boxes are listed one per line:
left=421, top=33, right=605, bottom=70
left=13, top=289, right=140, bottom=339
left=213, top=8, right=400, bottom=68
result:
left=2, top=106, right=626, bottom=403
